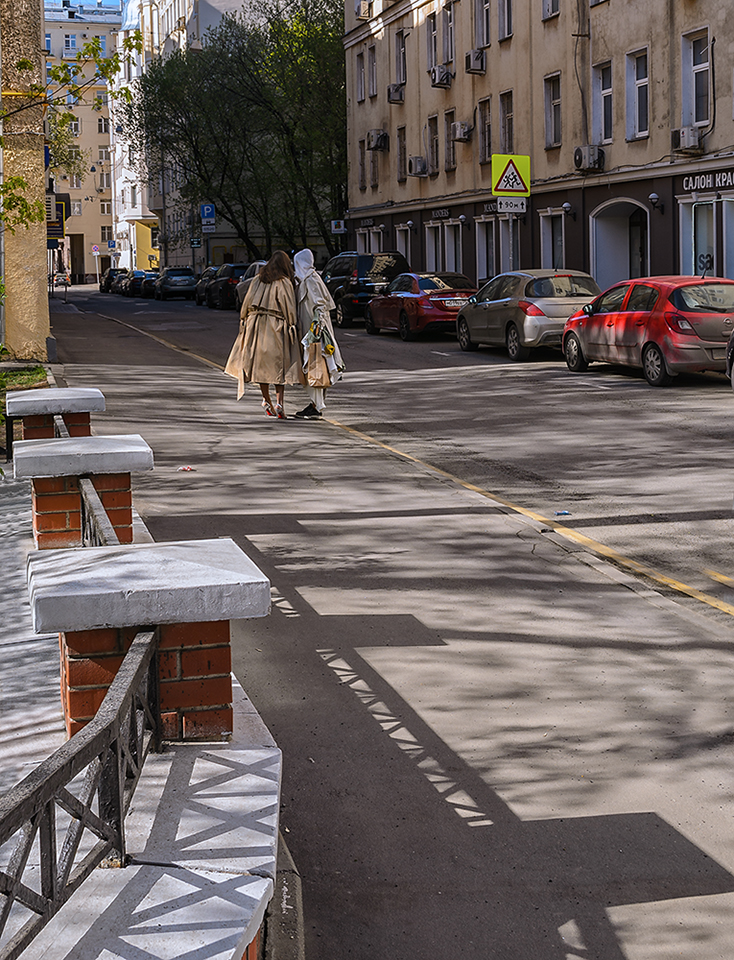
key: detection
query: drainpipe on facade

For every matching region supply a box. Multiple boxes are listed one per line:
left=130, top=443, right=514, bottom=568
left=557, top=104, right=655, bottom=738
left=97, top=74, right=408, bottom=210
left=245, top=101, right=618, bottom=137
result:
left=0, top=29, right=5, bottom=347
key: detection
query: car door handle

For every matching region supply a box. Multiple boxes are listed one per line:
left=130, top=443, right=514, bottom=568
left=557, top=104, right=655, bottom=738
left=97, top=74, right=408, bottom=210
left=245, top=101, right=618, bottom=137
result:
left=606, top=321, right=614, bottom=326
left=635, top=320, right=645, bottom=326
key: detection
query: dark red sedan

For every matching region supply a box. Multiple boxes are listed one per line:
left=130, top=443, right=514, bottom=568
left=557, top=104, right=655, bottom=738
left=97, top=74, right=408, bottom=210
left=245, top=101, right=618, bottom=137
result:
left=562, top=276, right=734, bottom=386
left=364, top=272, right=478, bottom=341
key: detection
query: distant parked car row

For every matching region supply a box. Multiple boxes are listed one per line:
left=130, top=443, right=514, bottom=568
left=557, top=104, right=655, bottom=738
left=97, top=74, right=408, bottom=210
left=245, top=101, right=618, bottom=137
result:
left=100, top=262, right=271, bottom=309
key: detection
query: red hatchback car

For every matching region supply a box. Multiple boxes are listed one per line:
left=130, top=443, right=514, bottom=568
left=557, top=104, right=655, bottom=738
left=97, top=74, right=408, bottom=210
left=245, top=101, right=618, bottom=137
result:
left=364, top=272, right=478, bottom=341
left=563, top=276, right=734, bottom=386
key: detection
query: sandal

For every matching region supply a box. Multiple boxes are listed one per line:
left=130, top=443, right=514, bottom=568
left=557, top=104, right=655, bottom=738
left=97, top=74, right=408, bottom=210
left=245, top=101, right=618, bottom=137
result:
left=275, top=404, right=287, bottom=420
left=262, top=400, right=276, bottom=418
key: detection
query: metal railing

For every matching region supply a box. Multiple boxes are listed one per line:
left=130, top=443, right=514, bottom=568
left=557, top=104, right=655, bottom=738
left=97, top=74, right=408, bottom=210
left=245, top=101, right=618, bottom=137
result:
left=0, top=629, right=160, bottom=960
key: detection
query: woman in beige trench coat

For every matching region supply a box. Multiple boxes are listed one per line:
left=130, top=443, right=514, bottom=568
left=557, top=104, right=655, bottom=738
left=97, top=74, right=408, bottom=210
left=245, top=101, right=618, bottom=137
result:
left=224, top=250, right=305, bottom=419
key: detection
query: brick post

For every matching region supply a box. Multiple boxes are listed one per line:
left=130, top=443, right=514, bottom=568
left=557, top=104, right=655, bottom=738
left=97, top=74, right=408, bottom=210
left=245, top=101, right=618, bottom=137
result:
left=19, top=411, right=91, bottom=440
left=62, top=411, right=92, bottom=437
left=60, top=621, right=234, bottom=740
left=30, top=472, right=133, bottom=548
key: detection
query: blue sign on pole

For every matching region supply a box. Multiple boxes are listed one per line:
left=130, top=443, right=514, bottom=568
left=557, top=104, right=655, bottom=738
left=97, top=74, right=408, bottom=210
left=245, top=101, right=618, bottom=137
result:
left=200, top=203, right=216, bottom=221
left=108, top=240, right=116, bottom=249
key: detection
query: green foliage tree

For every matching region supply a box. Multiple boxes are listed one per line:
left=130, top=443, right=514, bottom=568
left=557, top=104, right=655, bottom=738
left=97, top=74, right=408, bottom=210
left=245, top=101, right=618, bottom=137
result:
left=125, top=0, right=346, bottom=257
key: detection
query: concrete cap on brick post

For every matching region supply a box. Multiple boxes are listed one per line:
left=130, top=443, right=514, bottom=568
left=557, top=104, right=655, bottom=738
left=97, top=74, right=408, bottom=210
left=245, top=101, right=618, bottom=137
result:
left=5, top=387, right=105, bottom=417
left=13, top=434, right=154, bottom=479
left=27, top=538, right=271, bottom=633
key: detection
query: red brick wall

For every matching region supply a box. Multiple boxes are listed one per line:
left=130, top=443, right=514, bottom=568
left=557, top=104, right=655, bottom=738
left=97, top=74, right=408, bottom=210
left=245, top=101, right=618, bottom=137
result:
left=61, top=621, right=233, bottom=740
left=31, top=473, right=132, bottom=548
left=91, top=474, right=133, bottom=543
left=62, top=411, right=91, bottom=436
left=20, top=412, right=92, bottom=440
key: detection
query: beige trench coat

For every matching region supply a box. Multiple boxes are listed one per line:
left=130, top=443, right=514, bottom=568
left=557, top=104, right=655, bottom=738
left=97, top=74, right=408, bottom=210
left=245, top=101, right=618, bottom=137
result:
left=224, top=276, right=305, bottom=399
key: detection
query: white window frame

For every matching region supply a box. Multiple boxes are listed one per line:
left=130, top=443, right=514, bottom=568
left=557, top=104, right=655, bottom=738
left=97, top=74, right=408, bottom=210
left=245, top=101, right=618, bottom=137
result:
left=98, top=146, right=110, bottom=162
left=369, top=227, right=383, bottom=252
left=64, top=34, right=76, bottom=52
left=356, top=52, right=365, bottom=102
left=396, top=224, right=412, bottom=264
left=98, top=116, right=109, bottom=134
left=100, top=200, right=112, bottom=215
left=626, top=49, right=649, bottom=139
left=498, top=0, right=512, bottom=39
left=475, top=217, right=496, bottom=285
left=682, top=30, right=710, bottom=127
left=592, top=61, right=613, bottom=144
left=542, top=0, right=559, bottom=19
left=45, top=33, right=51, bottom=51
left=425, top=222, right=443, bottom=271
left=101, top=224, right=113, bottom=243
left=367, top=44, right=377, bottom=97
left=395, top=30, right=406, bottom=84
left=679, top=197, right=717, bottom=275
left=356, top=229, right=369, bottom=253
left=539, top=209, right=566, bottom=268
left=69, top=118, right=80, bottom=136
left=479, top=96, right=491, bottom=163
left=427, top=13, right=438, bottom=70
left=443, top=3, right=455, bottom=64
left=69, top=173, right=82, bottom=189
left=70, top=200, right=82, bottom=216
left=96, top=35, right=106, bottom=55
left=444, top=221, right=462, bottom=272
left=544, top=73, right=561, bottom=148
left=500, top=90, right=513, bottom=152
left=475, top=0, right=490, bottom=48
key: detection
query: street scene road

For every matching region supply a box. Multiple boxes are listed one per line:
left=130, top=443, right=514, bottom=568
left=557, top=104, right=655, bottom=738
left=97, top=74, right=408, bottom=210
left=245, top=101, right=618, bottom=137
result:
left=48, top=288, right=734, bottom=959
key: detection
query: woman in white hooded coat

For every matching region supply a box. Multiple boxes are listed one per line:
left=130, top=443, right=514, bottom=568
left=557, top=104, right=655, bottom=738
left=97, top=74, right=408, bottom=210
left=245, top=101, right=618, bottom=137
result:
left=293, top=249, right=344, bottom=419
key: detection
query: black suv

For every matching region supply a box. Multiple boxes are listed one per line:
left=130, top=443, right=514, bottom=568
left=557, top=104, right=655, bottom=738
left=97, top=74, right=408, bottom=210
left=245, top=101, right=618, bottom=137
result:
left=206, top=262, right=250, bottom=309
left=322, top=251, right=411, bottom=327
left=99, top=267, right=126, bottom=293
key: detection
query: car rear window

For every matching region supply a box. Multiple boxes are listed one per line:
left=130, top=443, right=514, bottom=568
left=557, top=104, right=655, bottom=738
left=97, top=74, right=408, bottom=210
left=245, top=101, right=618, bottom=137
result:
left=419, top=274, right=475, bottom=290
left=669, top=283, right=734, bottom=313
left=360, top=253, right=411, bottom=281
left=168, top=268, right=194, bottom=277
left=525, top=275, right=601, bottom=298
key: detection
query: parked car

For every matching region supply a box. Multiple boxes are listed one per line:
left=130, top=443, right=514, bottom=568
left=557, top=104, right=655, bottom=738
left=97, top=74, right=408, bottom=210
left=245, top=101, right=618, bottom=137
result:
left=564, top=275, right=734, bottom=386
left=111, top=271, right=130, bottom=295
left=141, top=272, right=159, bottom=298
left=234, top=260, right=267, bottom=309
left=52, top=272, right=70, bottom=286
left=322, top=251, right=411, bottom=327
left=194, top=266, right=218, bottom=306
left=99, top=267, right=126, bottom=293
left=365, top=272, right=477, bottom=341
left=154, top=267, right=197, bottom=300
left=206, top=263, right=250, bottom=309
left=123, top=270, right=147, bottom=297
left=456, top=269, right=601, bottom=360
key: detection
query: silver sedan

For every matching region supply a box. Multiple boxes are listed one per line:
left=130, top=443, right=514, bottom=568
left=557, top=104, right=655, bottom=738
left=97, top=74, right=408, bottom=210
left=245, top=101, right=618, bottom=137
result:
left=456, top=269, right=601, bottom=360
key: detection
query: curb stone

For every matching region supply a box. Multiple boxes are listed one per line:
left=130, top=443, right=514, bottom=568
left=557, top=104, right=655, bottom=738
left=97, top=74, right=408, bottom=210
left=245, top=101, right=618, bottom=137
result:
left=266, top=832, right=306, bottom=960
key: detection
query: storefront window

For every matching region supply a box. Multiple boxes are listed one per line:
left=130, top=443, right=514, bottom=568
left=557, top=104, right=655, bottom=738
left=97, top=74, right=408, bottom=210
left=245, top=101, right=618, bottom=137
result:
left=693, top=202, right=715, bottom=275
left=476, top=219, right=496, bottom=284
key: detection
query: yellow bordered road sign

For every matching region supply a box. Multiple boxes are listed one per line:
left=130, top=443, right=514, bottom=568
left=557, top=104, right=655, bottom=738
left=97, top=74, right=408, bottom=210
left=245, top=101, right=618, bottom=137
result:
left=491, top=154, right=531, bottom=196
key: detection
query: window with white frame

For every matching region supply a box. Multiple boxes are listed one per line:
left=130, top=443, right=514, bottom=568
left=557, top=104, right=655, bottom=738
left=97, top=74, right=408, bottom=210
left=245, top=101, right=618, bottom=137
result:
left=443, top=3, right=455, bottom=63
left=427, top=13, right=438, bottom=69
left=397, top=125, right=407, bottom=181
left=544, top=74, right=561, bottom=147
left=99, top=171, right=111, bottom=189
left=70, top=200, right=82, bottom=216
left=100, top=200, right=111, bottom=215
left=98, top=146, right=110, bottom=162
left=131, top=185, right=138, bottom=206
left=476, top=219, right=496, bottom=283
left=475, top=0, right=490, bottom=47
left=69, top=173, right=82, bottom=189
left=64, top=34, right=76, bottom=52
left=98, top=116, right=109, bottom=134
left=101, top=225, right=113, bottom=242
left=395, top=30, right=406, bottom=84
left=498, top=0, right=512, bottom=39
left=96, top=35, right=106, bottom=55
left=593, top=62, right=612, bottom=143
left=426, top=223, right=443, bottom=271
left=368, top=45, right=377, bottom=97
left=500, top=90, right=513, bottom=151
left=369, top=227, right=383, bottom=252
left=479, top=97, right=491, bottom=163
left=540, top=212, right=564, bottom=268
left=682, top=31, right=709, bottom=126
left=445, top=110, right=456, bottom=170
left=69, top=118, right=80, bottom=136
left=358, top=139, right=366, bottom=189
left=626, top=50, right=649, bottom=138
left=45, top=33, right=51, bottom=51
left=356, top=52, right=365, bottom=102
left=356, top=230, right=369, bottom=253
left=444, top=222, right=462, bottom=272
left=396, top=225, right=411, bottom=262
left=428, top=115, right=439, bottom=174
left=542, top=0, right=559, bottom=18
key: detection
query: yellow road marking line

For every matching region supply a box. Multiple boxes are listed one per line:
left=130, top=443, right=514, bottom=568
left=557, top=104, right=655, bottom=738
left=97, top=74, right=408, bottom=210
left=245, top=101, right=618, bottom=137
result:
left=97, top=314, right=226, bottom=371
left=704, top=568, right=734, bottom=588
left=327, top=418, right=734, bottom=620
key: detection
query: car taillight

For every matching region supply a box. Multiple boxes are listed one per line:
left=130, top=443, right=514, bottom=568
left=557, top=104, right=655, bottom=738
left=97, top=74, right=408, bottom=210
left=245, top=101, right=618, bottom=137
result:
left=228, top=277, right=239, bottom=284
left=351, top=269, right=358, bottom=279
left=664, top=312, right=696, bottom=335
left=517, top=300, right=546, bottom=317
left=417, top=297, right=434, bottom=309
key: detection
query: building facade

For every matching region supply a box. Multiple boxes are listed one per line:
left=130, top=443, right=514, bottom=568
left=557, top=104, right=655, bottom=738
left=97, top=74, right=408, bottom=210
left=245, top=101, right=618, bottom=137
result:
left=44, top=0, right=121, bottom=283
left=345, top=0, right=734, bottom=288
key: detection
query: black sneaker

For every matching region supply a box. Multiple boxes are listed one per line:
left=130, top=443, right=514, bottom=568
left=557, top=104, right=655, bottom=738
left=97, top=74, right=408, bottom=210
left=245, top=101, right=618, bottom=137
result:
left=295, top=403, right=322, bottom=420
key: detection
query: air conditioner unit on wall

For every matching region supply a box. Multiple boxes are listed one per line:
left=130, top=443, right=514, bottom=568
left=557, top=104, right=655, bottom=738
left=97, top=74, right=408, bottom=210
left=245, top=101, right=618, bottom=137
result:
left=367, top=129, right=389, bottom=151
left=430, top=64, right=452, bottom=89
left=465, top=49, right=486, bottom=74
left=451, top=121, right=472, bottom=142
left=387, top=83, right=405, bottom=104
left=573, top=144, right=605, bottom=172
left=408, top=156, right=428, bottom=177
left=671, top=126, right=703, bottom=153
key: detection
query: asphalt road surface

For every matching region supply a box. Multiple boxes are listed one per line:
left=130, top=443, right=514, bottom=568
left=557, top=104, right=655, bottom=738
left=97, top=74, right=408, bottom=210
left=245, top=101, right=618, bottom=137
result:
left=50, top=287, right=734, bottom=960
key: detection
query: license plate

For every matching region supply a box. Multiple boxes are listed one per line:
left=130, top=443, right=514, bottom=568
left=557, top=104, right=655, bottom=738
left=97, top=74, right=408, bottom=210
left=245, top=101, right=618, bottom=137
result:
left=442, top=298, right=465, bottom=308
left=712, top=348, right=726, bottom=359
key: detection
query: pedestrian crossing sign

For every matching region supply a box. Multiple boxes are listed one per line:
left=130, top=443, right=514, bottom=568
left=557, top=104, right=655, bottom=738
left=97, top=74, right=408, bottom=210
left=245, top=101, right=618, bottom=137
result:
left=491, top=154, right=531, bottom=197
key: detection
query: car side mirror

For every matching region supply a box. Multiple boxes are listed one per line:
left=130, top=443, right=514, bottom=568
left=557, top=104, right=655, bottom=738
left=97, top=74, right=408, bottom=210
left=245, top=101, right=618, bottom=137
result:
left=582, top=303, right=594, bottom=316
left=468, top=295, right=477, bottom=304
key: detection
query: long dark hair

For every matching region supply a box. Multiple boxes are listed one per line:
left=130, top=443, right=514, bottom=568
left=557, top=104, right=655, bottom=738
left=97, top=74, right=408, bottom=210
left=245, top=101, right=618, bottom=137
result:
left=259, top=250, right=295, bottom=287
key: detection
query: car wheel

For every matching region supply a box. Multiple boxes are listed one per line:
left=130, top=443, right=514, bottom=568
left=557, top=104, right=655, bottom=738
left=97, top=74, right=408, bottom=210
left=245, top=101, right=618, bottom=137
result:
left=364, top=308, right=379, bottom=335
left=564, top=333, right=588, bottom=372
left=457, top=317, right=478, bottom=352
left=506, top=322, right=530, bottom=361
left=334, top=301, right=353, bottom=328
left=642, top=343, right=673, bottom=386
left=399, top=312, right=416, bottom=342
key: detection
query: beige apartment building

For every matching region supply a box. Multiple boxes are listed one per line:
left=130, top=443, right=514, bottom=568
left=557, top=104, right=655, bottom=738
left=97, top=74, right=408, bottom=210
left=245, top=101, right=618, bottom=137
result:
left=45, top=0, right=121, bottom=282
left=345, top=0, right=734, bottom=289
